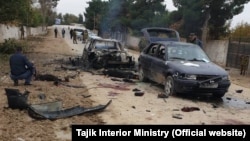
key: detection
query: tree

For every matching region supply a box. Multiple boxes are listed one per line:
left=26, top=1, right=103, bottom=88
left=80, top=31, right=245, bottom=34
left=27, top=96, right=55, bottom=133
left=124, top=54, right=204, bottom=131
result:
left=129, top=0, right=167, bottom=32
left=84, top=0, right=169, bottom=35
left=230, top=22, right=250, bottom=42
left=84, top=0, right=107, bottom=31
left=38, top=0, right=60, bottom=30
left=78, top=14, right=84, bottom=24
left=0, top=0, right=32, bottom=25
left=62, top=14, right=79, bottom=25
left=172, top=0, right=250, bottom=43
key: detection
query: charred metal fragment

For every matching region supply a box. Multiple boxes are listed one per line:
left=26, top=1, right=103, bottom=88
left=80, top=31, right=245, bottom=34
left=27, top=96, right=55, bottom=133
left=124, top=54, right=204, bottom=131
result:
left=103, top=69, right=138, bottom=79
left=122, top=78, right=135, bottom=83
left=134, top=91, right=144, bottom=96
left=5, top=88, right=29, bottom=110
left=28, top=100, right=112, bottom=120
left=5, top=88, right=111, bottom=120
left=181, top=107, right=200, bottom=112
left=69, top=57, right=81, bottom=66
left=35, top=74, right=62, bottom=81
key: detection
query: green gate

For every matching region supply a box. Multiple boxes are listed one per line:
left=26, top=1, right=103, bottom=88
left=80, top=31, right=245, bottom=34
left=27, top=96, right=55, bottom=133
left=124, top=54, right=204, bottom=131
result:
left=226, top=37, right=250, bottom=69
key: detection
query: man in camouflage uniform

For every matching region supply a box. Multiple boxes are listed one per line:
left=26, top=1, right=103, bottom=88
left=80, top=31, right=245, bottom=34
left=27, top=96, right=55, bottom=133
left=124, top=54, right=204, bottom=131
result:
left=240, top=55, right=249, bottom=75
left=20, top=26, right=25, bottom=40
left=82, top=30, right=88, bottom=43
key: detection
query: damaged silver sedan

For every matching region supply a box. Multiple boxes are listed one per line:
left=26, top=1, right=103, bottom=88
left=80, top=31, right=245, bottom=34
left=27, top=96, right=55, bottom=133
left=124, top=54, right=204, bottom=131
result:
left=82, top=37, right=135, bottom=69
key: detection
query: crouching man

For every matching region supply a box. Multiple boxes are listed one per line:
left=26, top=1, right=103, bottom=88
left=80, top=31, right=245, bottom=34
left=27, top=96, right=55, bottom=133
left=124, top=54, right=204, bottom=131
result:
left=9, top=46, right=36, bottom=86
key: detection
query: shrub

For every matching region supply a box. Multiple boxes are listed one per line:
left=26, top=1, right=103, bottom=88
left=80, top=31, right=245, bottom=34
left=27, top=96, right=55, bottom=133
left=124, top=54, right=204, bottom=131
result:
left=0, top=38, right=28, bottom=54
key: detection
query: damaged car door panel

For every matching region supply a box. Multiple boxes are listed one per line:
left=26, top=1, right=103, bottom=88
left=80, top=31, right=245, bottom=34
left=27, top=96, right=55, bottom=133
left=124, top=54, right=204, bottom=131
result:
left=4, top=88, right=112, bottom=120
left=138, top=41, right=231, bottom=98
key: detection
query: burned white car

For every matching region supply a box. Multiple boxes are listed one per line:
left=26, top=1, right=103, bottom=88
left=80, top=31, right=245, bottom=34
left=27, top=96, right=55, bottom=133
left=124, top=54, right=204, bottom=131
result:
left=82, top=37, right=135, bottom=69
left=138, top=41, right=231, bottom=98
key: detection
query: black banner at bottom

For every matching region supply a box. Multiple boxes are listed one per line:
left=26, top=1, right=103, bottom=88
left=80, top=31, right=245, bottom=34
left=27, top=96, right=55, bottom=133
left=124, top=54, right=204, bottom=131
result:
left=72, top=125, right=249, bottom=140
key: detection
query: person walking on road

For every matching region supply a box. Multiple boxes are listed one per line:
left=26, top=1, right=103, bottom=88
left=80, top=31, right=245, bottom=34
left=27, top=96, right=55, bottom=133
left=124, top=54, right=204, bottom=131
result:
left=83, top=30, right=89, bottom=43
left=62, top=28, right=65, bottom=38
left=70, top=29, right=73, bottom=39
left=73, top=30, right=77, bottom=44
left=54, top=27, right=58, bottom=38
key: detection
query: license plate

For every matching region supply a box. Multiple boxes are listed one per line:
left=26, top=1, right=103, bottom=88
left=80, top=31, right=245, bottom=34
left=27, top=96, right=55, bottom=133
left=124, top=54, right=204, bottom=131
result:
left=200, top=83, right=218, bottom=88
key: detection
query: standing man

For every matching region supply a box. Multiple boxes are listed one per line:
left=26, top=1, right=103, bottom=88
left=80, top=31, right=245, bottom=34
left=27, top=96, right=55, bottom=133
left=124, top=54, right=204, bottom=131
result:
left=20, top=25, right=25, bottom=40
left=189, top=33, right=203, bottom=48
left=70, top=29, right=73, bottom=39
left=9, top=46, right=36, bottom=86
left=83, top=30, right=88, bottom=43
left=54, top=27, right=58, bottom=38
left=73, top=30, right=77, bottom=44
left=240, top=55, right=249, bottom=75
left=62, top=28, right=65, bottom=38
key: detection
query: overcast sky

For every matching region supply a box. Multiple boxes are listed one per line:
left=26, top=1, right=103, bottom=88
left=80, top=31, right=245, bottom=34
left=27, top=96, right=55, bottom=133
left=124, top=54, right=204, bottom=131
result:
left=56, top=0, right=250, bottom=28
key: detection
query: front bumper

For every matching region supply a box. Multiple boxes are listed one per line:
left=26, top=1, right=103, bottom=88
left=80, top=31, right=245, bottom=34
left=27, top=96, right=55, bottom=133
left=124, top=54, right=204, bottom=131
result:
left=174, top=78, right=231, bottom=94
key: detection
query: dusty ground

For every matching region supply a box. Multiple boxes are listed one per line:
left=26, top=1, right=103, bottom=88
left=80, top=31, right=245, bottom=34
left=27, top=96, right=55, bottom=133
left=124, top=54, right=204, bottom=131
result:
left=0, top=28, right=104, bottom=141
left=1, top=26, right=250, bottom=141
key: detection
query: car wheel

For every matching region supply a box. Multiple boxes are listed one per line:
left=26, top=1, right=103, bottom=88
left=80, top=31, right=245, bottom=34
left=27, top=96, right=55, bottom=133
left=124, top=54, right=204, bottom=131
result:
left=138, top=66, right=146, bottom=82
left=164, top=76, right=175, bottom=96
left=212, top=92, right=225, bottom=98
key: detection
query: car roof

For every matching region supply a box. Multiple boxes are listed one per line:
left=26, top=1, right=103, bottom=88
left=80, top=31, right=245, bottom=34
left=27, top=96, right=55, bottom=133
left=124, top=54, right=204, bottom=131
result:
left=141, top=27, right=180, bottom=42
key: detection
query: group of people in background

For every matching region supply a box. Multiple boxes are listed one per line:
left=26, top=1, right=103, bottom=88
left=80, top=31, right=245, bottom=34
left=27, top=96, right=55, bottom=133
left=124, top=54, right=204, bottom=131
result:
left=54, top=27, right=65, bottom=38
left=54, top=27, right=88, bottom=44
left=11, top=26, right=90, bottom=86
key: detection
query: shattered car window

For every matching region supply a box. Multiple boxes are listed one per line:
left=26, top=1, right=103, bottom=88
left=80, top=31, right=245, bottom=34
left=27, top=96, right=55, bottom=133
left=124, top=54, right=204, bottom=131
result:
left=167, top=44, right=210, bottom=62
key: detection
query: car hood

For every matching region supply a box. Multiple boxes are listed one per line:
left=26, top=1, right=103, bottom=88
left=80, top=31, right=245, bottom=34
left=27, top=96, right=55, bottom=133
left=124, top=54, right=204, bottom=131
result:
left=166, top=60, right=228, bottom=75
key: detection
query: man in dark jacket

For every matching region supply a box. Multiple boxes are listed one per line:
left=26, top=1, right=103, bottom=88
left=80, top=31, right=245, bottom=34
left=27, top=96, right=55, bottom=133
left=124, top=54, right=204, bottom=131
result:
left=9, top=47, right=35, bottom=86
left=189, top=33, right=203, bottom=48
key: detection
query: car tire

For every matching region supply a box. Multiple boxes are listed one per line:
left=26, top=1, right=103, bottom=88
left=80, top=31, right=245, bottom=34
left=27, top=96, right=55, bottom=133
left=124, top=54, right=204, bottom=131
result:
left=212, top=92, right=225, bottom=98
left=164, top=76, right=175, bottom=96
left=138, top=66, right=147, bottom=82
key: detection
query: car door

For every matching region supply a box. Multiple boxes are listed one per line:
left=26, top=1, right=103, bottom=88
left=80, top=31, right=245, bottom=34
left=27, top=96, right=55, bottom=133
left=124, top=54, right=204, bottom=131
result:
left=139, top=44, right=159, bottom=80
left=150, top=44, right=166, bottom=84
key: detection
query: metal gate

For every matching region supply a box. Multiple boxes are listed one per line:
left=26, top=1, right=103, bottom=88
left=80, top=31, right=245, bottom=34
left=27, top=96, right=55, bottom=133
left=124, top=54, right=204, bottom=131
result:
left=226, top=37, right=250, bottom=69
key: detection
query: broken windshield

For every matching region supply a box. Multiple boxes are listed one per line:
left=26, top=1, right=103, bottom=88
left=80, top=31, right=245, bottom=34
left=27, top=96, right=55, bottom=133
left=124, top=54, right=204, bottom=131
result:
left=167, top=44, right=210, bottom=62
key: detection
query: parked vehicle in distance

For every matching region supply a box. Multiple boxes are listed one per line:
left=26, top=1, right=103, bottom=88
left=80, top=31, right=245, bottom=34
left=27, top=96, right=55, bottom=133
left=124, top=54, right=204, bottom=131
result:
left=138, top=27, right=180, bottom=52
left=82, top=36, right=135, bottom=69
left=138, top=41, right=231, bottom=98
left=73, top=28, right=84, bottom=41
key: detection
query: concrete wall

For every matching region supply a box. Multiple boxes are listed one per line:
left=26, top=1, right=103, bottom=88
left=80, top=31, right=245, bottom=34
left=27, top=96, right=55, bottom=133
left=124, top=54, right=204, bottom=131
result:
left=126, top=35, right=140, bottom=51
left=204, top=40, right=229, bottom=67
left=0, top=24, right=46, bottom=43
left=125, top=34, right=229, bottom=66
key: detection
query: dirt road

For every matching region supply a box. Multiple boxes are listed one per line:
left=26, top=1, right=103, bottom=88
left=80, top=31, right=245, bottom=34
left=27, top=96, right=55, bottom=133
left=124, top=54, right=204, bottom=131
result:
left=57, top=25, right=250, bottom=125
left=0, top=26, right=250, bottom=141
